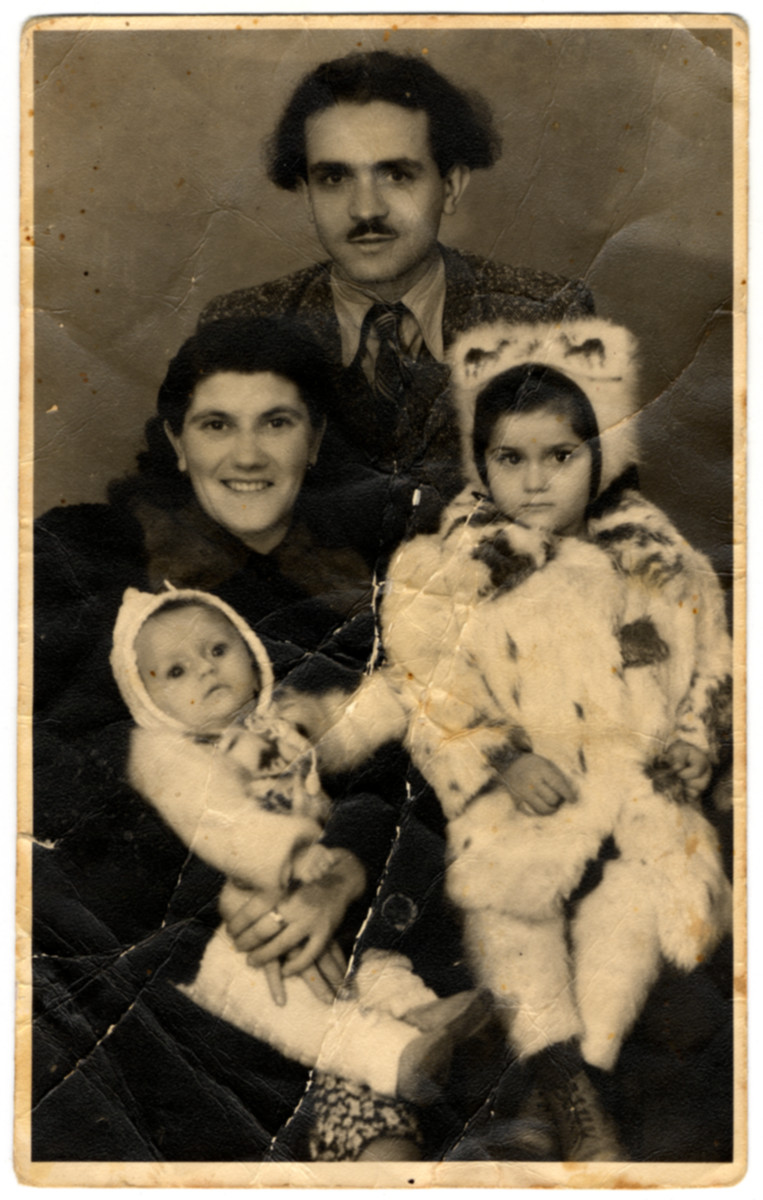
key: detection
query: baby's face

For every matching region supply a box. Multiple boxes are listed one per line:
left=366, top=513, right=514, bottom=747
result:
left=136, top=604, right=259, bottom=731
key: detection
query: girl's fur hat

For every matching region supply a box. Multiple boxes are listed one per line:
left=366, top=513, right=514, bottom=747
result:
left=110, top=583, right=274, bottom=732
left=449, top=319, right=641, bottom=496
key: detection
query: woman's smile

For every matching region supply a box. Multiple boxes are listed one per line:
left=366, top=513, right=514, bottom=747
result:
left=223, top=479, right=273, bottom=492
left=165, top=370, right=324, bottom=553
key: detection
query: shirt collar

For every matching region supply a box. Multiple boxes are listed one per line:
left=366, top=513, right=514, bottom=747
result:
left=330, top=252, right=446, bottom=366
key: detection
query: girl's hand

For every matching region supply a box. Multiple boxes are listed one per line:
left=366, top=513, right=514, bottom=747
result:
left=503, top=752, right=576, bottom=816
left=661, top=740, right=712, bottom=798
left=227, top=848, right=366, bottom=976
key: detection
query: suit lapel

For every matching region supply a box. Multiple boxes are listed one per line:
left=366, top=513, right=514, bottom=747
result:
left=441, top=245, right=481, bottom=349
left=292, top=265, right=344, bottom=365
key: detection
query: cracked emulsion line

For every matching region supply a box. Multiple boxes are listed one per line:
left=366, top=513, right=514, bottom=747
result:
left=32, top=911, right=277, bottom=1154
left=509, top=48, right=565, bottom=235
left=34, top=399, right=124, bottom=463
left=485, top=31, right=567, bottom=262
left=35, top=974, right=277, bottom=1160
left=20, top=833, right=57, bottom=850
left=32, top=908, right=201, bottom=1030
left=34, top=835, right=202, bottom=1035
left=29, top=1039, right=165, bottom=1159
left=575, top=38, right=708, bottom=275
left=152, top=217, right=224, bottom=317
left=232, top=206, right=312, bottom=256
left=266, top=778, right=420, bottom=1161
left=33, top=27, right=97, bottom=89
left=232, top=561, right=430, bottom=1156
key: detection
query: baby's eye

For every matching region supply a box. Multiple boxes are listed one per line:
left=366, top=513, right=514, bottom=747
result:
left=211, top=642, right=228, bottom=657
left=167, top=664, right=184, bottom=679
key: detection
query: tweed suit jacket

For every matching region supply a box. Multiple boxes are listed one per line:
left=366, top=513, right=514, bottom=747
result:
left=199, top=244, right=594, bottom=354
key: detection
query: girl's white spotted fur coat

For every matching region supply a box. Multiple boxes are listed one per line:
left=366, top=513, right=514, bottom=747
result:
left=318, top=320, right=732, bottom=1069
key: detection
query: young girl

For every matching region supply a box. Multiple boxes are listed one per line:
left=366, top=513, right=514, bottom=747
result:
left=110, top=585, right=489, bottom=1119
left=313, top=319, right=733, bottom=1161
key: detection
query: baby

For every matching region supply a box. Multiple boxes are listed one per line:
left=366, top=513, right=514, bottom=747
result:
left=313, top=319, right=733, bottom=1160
left=111, top=585, right=488, bottom=1107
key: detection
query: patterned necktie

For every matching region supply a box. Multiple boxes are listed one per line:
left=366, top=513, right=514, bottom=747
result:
left=364, top=301, right=414, bottom=410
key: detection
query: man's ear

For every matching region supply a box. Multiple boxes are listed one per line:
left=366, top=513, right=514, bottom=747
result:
left=298, top=178, right=315, bottom=225
left=164, top=420, right=187, bottom=472
left=442, top=165, right=471, bottom=216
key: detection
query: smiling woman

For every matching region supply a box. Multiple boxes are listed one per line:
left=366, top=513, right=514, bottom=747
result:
left=164, top=370, right=324, bottom=553
left=32, top=315, right=433, bottom=1162
left=150, top=318, right=329, bottom=550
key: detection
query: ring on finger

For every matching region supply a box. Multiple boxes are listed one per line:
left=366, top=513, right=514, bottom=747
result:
left=267, top=907, right=286, bottom=929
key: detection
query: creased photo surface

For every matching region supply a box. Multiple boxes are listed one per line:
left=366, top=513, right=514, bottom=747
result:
left=17, top=13, right=747, bottom=1188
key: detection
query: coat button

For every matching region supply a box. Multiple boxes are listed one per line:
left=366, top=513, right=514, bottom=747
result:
left=381, top=893, right=418, bottom=931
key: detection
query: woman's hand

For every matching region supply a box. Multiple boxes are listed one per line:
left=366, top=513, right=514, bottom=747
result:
left=299, top=941, right=348, bottom=1002
left=226, top=848, right=366, bottom=977
left=263, top=941, right=348, bottom=1007
left=503, top=752, right=576, bottom=816
left=218, top=878, right=273, bottom=927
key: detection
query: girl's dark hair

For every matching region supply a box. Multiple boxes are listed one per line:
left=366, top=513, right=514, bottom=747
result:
left=267, top=50, right=501, bottom=190
left=472, top=363, right=602, bottom=501
left=110, top=315, right=335, bottom=510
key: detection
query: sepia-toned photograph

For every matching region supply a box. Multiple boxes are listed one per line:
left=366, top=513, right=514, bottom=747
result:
left=17, top=13, right=747, bottom=1188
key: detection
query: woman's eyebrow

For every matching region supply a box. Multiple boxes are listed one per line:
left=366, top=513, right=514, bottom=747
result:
left=186, top=408, right=231, bottom=424
left=258, top=405, right=306, bottom=419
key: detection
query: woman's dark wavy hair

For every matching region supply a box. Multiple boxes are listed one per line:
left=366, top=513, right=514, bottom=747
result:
left=472, top=363, right=602, bottom=503
left=109, top=315, right=335, bottom=510
left=267, top=50, right=501, bottom=190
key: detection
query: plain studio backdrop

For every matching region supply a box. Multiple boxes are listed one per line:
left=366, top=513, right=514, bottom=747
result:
left=7, top=0, right=755, bottom=1195
left=28, top=21, right=736, bottom=582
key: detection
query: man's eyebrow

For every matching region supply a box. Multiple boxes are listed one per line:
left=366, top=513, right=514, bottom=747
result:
left=308, top=157, right=425, bottom=177
left=308, top=160, right=349, bottom=178
left=376, top=157, right=424, bottom=173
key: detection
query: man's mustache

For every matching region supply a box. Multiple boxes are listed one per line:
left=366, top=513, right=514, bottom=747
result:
left=347, top=220, right=396, bottom=241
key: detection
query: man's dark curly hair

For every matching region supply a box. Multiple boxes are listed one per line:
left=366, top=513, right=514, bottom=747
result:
left=266, top=50, right=501, bottom=190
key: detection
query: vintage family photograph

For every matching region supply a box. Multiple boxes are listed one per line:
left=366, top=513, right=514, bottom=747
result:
left=17, top=12, right=747, bottom=1188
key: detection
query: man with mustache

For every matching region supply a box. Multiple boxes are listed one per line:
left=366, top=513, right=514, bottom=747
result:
left=199, top=50, right=594, bottom=514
